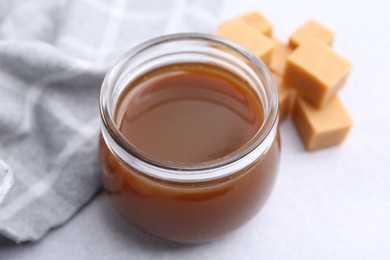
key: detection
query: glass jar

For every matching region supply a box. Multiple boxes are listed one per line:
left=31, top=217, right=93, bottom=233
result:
left=99, top=33, right=280, bottom=243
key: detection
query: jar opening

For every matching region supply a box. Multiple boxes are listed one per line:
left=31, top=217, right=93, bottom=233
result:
left=100, top=33, right=278, bottom=182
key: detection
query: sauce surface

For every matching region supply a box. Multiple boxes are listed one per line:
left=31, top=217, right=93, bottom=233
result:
left=116, top=63, right=263, bottom=163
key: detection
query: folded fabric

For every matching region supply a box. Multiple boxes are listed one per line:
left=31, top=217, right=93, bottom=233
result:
left=0, top=0, right=223, bottom=243
left=0, top=159, right=13, bottom=205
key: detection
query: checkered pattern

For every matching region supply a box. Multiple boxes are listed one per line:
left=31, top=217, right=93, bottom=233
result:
left=0, top=0, right=223, bottom=243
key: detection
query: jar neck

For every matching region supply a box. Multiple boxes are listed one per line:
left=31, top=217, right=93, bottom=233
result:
left=100, top=33, right=279, bottom=183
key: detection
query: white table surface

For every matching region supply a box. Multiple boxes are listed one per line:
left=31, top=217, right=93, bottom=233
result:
left=1, top=0, right=390, bottom=259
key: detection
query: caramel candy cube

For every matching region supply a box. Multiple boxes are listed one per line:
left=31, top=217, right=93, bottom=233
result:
left=216, top=19, right=275, bottom=64
left=284, top=39, right=352, bottom=108
left=241, top=12, right=273, bottom=37
left=289, top=20, right=334, bottom=48
left=272, top=73, right=295, bottom=122
left=269, top=40, right=291, bottom=76
left=292, top=97, right=352, bottom=150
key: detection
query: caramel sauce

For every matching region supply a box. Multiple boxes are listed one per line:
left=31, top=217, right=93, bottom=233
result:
left=115, top=63, right=263, bottom=163
left=99, top=62, right=280, bottom=242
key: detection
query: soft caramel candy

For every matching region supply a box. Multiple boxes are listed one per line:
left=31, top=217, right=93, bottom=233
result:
left=241, top=12, right=273, bottom=36
left=216, top=19, right=275, bottom=64
left=292, top=97, right=352, bottom=150
left=289, top=20, right=334, bottom=48
left=269, top=40, right=291, bottom=76
left=272, top=73, right=295, bottom=122
left=216, top=14, right=354, bottom=152
left=284, top=39, right=352, bottom=108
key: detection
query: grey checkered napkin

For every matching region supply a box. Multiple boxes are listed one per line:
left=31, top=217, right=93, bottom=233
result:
left=0, top=0, right=223, bottom=243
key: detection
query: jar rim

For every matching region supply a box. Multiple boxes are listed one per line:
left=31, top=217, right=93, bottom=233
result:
left=100, top=33, right=279, bottom=182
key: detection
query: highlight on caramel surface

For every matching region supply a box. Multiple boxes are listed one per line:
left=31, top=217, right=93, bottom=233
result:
left=115, top=63, right=264, bottom=163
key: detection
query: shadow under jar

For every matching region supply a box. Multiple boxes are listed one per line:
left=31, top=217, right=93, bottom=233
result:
left=99, top=33, right=280, bottom=243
